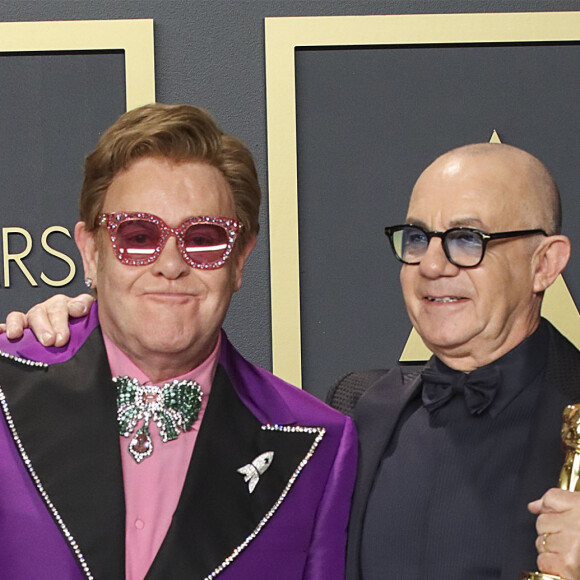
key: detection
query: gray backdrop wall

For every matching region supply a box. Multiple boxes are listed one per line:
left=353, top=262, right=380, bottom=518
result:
left=1, top=1, right=579, bottom=398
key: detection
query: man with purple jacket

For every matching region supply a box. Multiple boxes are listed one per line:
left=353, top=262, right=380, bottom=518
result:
left=0, top=103, right=356, bottom=579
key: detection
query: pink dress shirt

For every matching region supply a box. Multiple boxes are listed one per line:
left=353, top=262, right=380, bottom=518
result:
left=103, top=333, right=219, bottom=580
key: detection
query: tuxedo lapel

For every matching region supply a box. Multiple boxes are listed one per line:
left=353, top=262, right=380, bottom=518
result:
left=148, top=364, right=323, bottom=580
left=0, top=329, right=125, bottom=579
left=346, top=366, right=422, bottom=579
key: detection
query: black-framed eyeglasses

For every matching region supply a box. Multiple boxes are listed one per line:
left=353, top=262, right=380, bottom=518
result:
left=384, top=224, right=548, bottom=268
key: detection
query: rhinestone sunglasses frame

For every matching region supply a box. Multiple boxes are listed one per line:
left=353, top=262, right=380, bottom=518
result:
left=98, top=212, right=242, bottom=269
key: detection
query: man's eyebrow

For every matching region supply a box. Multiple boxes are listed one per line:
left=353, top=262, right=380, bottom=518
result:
left=405, top=217, right=428, bottom=228
left=404, top=217, right=489, bottom=230
left=448, top=217, right=487, bottom=229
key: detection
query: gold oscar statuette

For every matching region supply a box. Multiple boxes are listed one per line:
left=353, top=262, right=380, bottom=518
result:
left=520, top=404, right=580, bottom=580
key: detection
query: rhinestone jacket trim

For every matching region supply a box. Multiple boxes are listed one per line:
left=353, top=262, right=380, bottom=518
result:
left=204, top=424, right=326, bottom=579
left=0, top=349, right=48, bottom=368
left=0, top=388, right=94, bottom=579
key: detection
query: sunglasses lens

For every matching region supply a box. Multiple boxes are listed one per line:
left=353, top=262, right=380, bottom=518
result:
left=184, top=223, right=230, bottom=265
left=395, top=226, right=428, bottom=263
left=445, top=229, right=483, bottom=267
left=116, top=219, right=161, bottom=261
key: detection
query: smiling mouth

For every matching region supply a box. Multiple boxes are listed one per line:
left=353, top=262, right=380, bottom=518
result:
left=426, top=296, right=464, bottom=303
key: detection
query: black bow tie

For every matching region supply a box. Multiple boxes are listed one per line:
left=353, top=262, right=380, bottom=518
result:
left=421, top=364, right=501, bottom=415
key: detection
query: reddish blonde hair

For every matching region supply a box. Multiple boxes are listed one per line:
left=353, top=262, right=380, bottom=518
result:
left=80, top=103, right=260, bottom=247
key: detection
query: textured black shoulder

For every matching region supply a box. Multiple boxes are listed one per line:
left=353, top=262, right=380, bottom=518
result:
left=326, top=369, right=387, bottom=417
left=544, top=321, right=580, bottom=400
left=326, top=363, right=426, bottom=417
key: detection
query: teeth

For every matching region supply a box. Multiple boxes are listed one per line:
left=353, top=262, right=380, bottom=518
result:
left=428, top=297, right=460, bottom=303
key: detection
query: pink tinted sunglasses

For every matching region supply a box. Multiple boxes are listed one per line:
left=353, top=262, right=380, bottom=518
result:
left=98, top=212, right=242, bottom=269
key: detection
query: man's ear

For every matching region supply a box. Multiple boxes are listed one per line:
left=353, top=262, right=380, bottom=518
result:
left=74, top=222, right=99, bottom=285
left=532, top=234, right=571, bottom=293
left=232, top=234, right=257, bottom=293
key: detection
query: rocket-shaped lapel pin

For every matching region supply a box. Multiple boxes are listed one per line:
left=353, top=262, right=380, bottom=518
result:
left=237, top=451, right=274, bottom=493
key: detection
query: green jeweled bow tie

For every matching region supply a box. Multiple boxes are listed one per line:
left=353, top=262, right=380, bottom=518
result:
left=114, top=376, right=203, bottom=463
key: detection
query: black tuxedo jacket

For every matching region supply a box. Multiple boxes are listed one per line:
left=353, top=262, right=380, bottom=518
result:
left=328, top=320, right=580, bottom=580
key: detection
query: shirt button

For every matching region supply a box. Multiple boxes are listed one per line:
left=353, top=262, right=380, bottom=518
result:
left=135, top=519, right=145, bottom=529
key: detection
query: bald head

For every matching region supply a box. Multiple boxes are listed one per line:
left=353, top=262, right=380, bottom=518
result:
left=419, top=143, right=561, bottom=234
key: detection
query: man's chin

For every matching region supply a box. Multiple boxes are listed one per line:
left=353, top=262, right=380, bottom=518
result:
left=138, top=332, right=198, bottom=354
left=416, top=323, right=476, bottom=355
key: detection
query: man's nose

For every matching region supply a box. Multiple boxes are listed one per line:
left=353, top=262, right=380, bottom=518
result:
left=418, top=237, right=459, bottom=278
left=152, top=235, right=190, bottom=278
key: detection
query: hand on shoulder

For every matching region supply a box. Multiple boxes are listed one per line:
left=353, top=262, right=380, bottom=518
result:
left=0, top=293, right=95, bottom=347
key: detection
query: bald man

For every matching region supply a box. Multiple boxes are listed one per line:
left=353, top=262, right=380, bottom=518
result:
left=329, top=143, right=580, bottom=579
